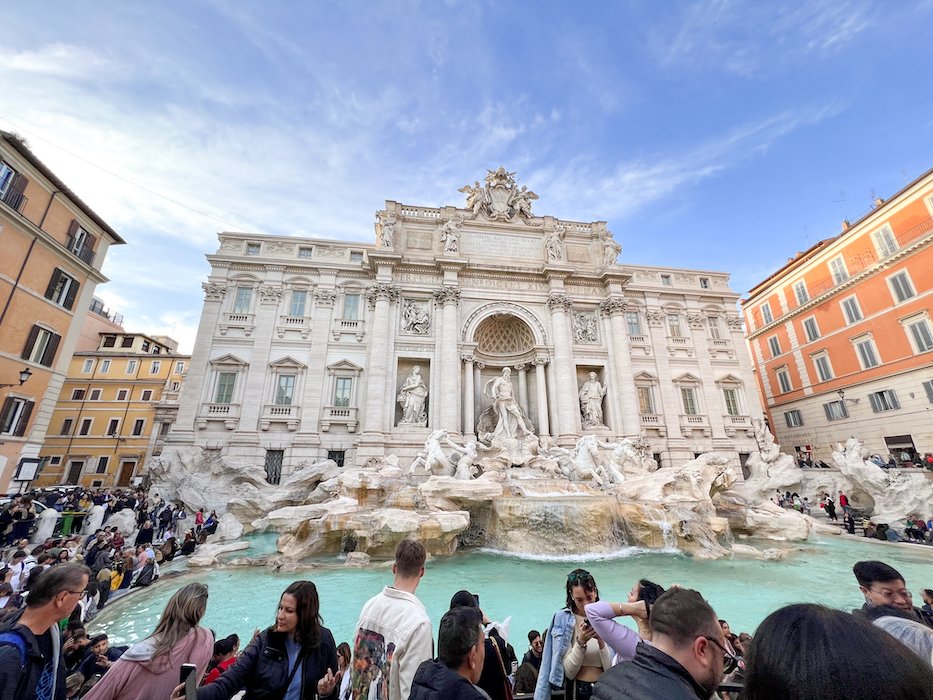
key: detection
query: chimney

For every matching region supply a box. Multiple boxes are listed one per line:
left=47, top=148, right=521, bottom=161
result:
left=873, top=197, right=885, bottom=208
left=841, top=219, right=851, bottom=232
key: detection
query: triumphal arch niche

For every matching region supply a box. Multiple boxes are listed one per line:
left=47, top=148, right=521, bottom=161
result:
left=179, top=166, right=761, bottom=474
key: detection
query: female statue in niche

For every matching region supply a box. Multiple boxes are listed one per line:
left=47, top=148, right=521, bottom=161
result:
left=397, top=366, right=428, bottom=426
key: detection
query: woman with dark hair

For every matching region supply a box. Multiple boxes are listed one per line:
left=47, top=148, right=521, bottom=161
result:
left=584, top=578, right=665, bottom=662
left=84, top=582, right=213, bottom=700
left=336, top=641, right=352, bottom=700
left=744, top=604, right=933, bottom=699
left=184, top=580, right=339, bottom=700
left=534, top=569, right=611, bottom=700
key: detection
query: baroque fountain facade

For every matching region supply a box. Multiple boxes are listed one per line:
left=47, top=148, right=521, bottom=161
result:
left=145, top=169, right=933, bottom=562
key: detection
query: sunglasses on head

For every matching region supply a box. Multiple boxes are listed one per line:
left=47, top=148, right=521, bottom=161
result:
left=567, top=570, right=593, bottom=584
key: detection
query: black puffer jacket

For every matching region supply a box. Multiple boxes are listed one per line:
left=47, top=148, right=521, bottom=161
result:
left=197, top=627, right=338, bottom=700
left=410, top=659, right=490, bottom=700
left=593, top=642, right=708, bottom=700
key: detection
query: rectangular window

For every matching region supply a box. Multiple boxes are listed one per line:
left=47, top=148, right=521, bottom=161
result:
left=776, top=368, right=792, bottom=394
left=768, top=336, right=781, bottom=357
left=854, top=337, right=879, bottom=369
left=0, top=162, right=15, bottom=197
left=907, top=319, right=933, bottom=353
left=334, top=377, right=352, bottom=407
left=141, top=341, right=150, bottom=352
left=275, top=375, right=296, bottom=405
left=264, top=449, right=284, bottom=485
left=625, top=312, right=642, bottom=336
left=99, top=359, right=111, bottom=374
left=660, top=274, right=672, bottom=286
left=120, top=336, right=134, bottom=348
left=215, top=372, right=237, bottom=404
left=350, top=251, right=364, bottom=262
left=667, top=314, right=683, bottom=338
left=829, top=256, right=849, bottom=284
left=343, top=293, right=360, bottom=320
left=132, top=418, right=145, bottom=436
left=868, top=390, right=900, bottom=413
left=102, top=335, right=116, bottom=348
left=823, top=400, right=848, bottom=421
left=89, top=388, right=102, bottom=401
left=793, top=281, right=809, bottom=305
left=141, top=389, right=153, bottom=401
left=637, top=386, right=655, bottom=414
left=803, top=317, right=820, bottom=342
left=760, top=303, right=773, bottom=324
left=82, top=359, right=94, bottom=373
left=49, top=456, right=62, bottom=466
left=245, top=242, right=261, bottom=256
left=0, top=397, right=34, bottom=436
left=708, top=316, right=722, bottom=339
left=289, top=290, right=307, bottom=318
left=96, top=456, right=109, bottom=474
left=784, top=410, right=803, bottom=427
left=889, top=271, right=915, bottom=303
left=298, top=246, right=313, bottom=259
left=44, top=268, right=80, bottom=310
left=71, top=388, right=86, bottom=401
left=116, top=389, right=129, bottom=401
left=171, top=381, right=180, bottom=391
left=923, top=380, right=933, bottom=403
left=60, top=418, right=74, bottom=436
left=106, top=418, right=120, bottom=436
left=681, top=387, right=698, bottom=415
left=841, top=297, right=862, bottom=324
left=175, top=361, right=186, bottom=374
left=22, top=325, right=60, bottom=367
left=79, top=418, right=93, bottom=435
left=813, top=354, right=833, bottom=382
left=327, top=450, right=346, bottom=468
left=722, top=388, right=740, bottom=416
left=873, top=225, right=898, bottom=258
left=699, top=277, right=710, bottom=289
left=159, top=421, right=172, bottom=436
left=233, top=287, right=252, bottom=314
left=149, top=361, right=161, bottom=375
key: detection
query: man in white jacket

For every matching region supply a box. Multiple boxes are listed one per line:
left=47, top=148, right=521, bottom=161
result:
left=352, top=539, right=434, bottom=700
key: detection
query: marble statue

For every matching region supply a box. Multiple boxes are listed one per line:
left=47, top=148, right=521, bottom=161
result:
left=482, top=368, right=534, bottom=440
left=568, top=435, right=611, bottom=485
left=439, top=216, right=464, bottom=254
left=598, top=437, right=658, bottom=476
left=378, top=213, right=397, bottom=248
left=753, top=418, right=782, bottom=464
left=409, top=429, right=453, bottom=476
left=397, top=367, right=428, bottom=426
left=599, top=230, right=622, bottom=266
left=578, top=372, right=607, bottom=429
left=545, top=226, right=565, bottom=262
left=401, top=300, right=430, bottom=334
left=512, top=185, right=538, bottom=218
left=460, top=168, right=538, bottom=221
left=573, top=312, right=597, bottom=344
left=444, top=436, right=484, bottom=480
left=458, top=181, right=487, bottom=218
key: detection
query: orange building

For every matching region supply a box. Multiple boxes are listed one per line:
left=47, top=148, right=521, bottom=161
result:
left=743, top=168, right=933, bottom=465
left=0, top=131, right=124, bottom=491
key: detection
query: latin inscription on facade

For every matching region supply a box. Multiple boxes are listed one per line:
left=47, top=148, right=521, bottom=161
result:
left=567, top=245, right=590, bottom=263
left=461, top=231, right=541, bottom=259
left=406, top=231, right=434, bottom=250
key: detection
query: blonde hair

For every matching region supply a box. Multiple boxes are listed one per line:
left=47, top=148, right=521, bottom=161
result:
left=149, top=582, right=209, bottom=659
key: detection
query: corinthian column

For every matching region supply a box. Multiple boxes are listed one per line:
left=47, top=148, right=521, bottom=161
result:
left=515, top=364, right=528, bottom=414
left=533, top=356, right=550, bottom=437
left=434, top=287, right=461, bottom=433
left=600, top=297, right=641, bottom=436
left=360, top=283, right=398, bottom=437
left=547, top=293, right=579, bottom=441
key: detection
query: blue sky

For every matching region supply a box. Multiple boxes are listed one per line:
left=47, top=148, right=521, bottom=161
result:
left=2, top=1, right=932, bottom=352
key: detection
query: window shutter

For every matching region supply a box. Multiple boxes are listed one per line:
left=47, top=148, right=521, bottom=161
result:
left=840, top=402, right=848, bottom=418
left=868, top=393, right=881, bottom=413
left=14, top=401, right=33, bottom=437
left=785, top=412, right=792, bottom=428
left=887, top=391, right=900, bottom=409
left=41, top=332, right=61, bottom=367
left=21, top=325, right=40, bottom=360
left=823, top=403, right=833, bottom=420
left=64, top=277, right=80, bottom=310
left=924, top=381, right=933, bottom=403
left=84, top=233, right=97, bottom=252
left=67, top=219, right=79, bottom=239
left=0, top=397, right=13, bottom=431
left=45, top=269, right=62, bottom=300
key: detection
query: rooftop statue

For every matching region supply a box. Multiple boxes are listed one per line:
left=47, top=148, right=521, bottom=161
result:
left=459, top=167, right=538, bottom=221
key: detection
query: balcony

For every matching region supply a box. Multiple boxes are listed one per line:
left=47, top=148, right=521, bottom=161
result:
left=1, top=189, right=27, bottom=214
left=276, top=315, right=311, bottom=339
left=320, top=405, right=358, bottom=432
left=219, top=312, right=255, bottom=337
left=331, top=318, right=365, bottom=342
left=628, top=335, right=651, bottom=356
left=667, top=336, right=694, bottom=358
left=680, top=413, right=710, bottom=437
left=640, top=413, right=666, bottom=436
left=66, top=234, right=96, bottom=266
left=260, top=404, right=301, bottom=431
left=197, top=403, right=240, bottom=430
left=723, top=414, right=753, bottom=437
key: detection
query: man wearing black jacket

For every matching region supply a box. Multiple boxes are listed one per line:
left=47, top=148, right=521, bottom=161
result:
left=593, top=588, right=727, bottom=700
left=411, top=606, right=490, bottom=700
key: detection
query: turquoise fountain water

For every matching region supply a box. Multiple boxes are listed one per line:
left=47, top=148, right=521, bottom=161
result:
left=92, top=535, right=933, bottom=648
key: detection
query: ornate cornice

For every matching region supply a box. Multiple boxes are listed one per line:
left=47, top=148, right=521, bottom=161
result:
left=686, top=313, right=706, bottom=330
left=598, top=297, right=626, bottom=316
left=258, top=285, right=284, bottom=304
left=366, top=283, right=400, bottom=308
left=645, top=309, right=666, bottom=327
left=313, top=289, right=337, bottom=307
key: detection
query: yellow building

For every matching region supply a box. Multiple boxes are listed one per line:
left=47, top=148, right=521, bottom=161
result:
left=0, top=131, right=124, bottom=491
left=36, top=331, right=189, bottom=488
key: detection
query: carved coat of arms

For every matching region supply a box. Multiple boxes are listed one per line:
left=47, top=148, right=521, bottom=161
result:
left=458, top=166, right=538, bottom=221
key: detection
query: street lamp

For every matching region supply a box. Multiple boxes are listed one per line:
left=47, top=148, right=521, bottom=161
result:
left=0, top=367, right=32, bottom=390
left=836, top=388, right=859, bottom=405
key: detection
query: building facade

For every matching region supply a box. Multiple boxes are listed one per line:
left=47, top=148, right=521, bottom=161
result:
left=743, top=168, right=933, bottom=465
left=35, top=331, right=189, bottom=488
left=168, top=170, right=762, bottom=479
left=0, top=132, right=124, bottom=491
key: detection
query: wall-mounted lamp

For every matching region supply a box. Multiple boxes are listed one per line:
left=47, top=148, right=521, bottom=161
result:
left=0, top=367, right=32, bottom=390
left=837, top=388, right=860, bottom=405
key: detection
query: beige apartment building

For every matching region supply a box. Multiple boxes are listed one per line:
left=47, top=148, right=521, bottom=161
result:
left=0, top=131, right=124, bottom=491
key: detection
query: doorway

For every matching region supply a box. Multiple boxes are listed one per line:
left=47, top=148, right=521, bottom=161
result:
left=65, top=460, right=84, bottom=485
left=117, top=460, right=137, bottom=487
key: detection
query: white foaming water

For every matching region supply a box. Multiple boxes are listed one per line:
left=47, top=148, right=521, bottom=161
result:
left=477, top=546, right=683, bottom=562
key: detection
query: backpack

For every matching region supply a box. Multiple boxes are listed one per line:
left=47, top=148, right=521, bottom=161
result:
left=0, top=629, right=27, bottom=666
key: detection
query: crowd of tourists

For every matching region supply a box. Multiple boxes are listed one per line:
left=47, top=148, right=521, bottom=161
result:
left=1, top=537, right=932, bottom=700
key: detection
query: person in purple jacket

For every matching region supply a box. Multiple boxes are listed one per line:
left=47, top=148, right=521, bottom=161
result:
left=585, top=579, right=665, bottom=663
